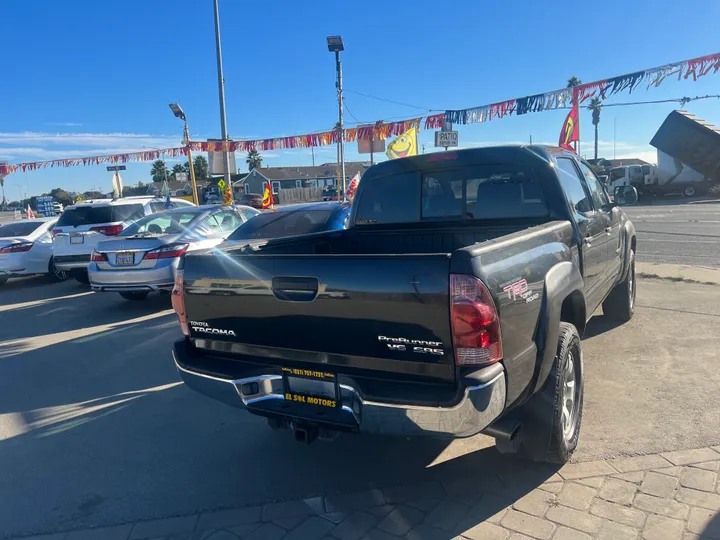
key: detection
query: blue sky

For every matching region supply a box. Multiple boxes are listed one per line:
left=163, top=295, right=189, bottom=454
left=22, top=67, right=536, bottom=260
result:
left=1, top=0, right=719, bottom=199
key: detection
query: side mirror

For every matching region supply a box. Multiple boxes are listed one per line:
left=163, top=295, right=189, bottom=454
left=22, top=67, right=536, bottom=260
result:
left=614, top=185, right=638, bottom=206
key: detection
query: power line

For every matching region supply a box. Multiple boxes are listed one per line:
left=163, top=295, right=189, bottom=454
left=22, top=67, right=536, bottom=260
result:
left=344, top=89, right=439, bottom=112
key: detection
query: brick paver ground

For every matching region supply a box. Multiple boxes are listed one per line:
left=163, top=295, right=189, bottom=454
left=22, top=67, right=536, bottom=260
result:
left=15, top=447, right=720, bottom=540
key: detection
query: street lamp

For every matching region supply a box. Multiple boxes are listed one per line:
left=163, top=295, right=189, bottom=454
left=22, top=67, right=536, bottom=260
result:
left=327, top=35, right=346, bottom=199
left=168, top=103, right=200, bottom=205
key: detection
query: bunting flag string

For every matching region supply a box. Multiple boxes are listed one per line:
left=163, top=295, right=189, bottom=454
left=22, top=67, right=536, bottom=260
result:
left=1, top=52, right=717, bottom=176
left=0, top=147, right=187, bottom=176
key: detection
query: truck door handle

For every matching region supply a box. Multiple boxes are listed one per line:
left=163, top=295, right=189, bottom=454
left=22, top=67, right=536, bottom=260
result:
left=583, top=237, right=591, bottom=245
left=605, top=227, right=611, bottom=234
left=272, top=277, right=319, bottom=302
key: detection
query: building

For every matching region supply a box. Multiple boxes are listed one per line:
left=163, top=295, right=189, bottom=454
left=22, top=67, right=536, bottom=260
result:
left=235, top=162, right=370, bottom=196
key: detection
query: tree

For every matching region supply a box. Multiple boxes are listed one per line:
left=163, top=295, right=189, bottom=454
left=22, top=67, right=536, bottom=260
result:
left=246, top=150, right=263, bottom=171
left=193, top=155, right=209, bottom=181
left=49, top=188, right=73, bottom=208
left=171, top=164, right=186, bottom=180
left=150, top=159, right=169, bottom=183
left=588, top=97, right=602, bottom=160
left=566, top=76, right=582, bottom=88
left=0, top=177, right=5, bottom=209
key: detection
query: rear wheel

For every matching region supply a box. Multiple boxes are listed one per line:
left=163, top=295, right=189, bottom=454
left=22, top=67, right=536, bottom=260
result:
left=602, top=249, right=635, bottom=322
left=516, top=322, right=583, bottom=464
left=684, top=186, right=696, bottom=197
left=72, top=269, right=90, bottom=284
left=47, top=257, right=68, bottom=282
left=119, top=291, right=149, bottom=301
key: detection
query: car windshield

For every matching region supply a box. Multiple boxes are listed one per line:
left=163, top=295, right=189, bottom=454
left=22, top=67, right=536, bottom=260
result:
left=120, top=210, right=202, bottom=236
left=228, top=209, right=333, bottom=240
left=56, top=203, right=144, bottom=226
left=0, top=221, right=45, bottom=237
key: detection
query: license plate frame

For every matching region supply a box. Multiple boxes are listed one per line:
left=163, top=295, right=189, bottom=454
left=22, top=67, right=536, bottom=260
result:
left=70, top=234, right=84, bottom=245
left=115, top=252, right=134, bottom=265
left=282, top=367, right=340, bottom=409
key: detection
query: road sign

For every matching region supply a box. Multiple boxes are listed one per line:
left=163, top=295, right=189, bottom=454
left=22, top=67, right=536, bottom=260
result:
left=207, top=139, right=237, bottom=175
left=217, top=179, right=227, bottom=191
left=175, top=172, right=188, bottom=182
left=435, top=131, right=459, bottom=148
left=106, top=165, right=127, bottom=171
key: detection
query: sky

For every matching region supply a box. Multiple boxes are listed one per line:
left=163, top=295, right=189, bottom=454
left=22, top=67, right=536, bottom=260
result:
left=1, top=0, right=719, bottom=200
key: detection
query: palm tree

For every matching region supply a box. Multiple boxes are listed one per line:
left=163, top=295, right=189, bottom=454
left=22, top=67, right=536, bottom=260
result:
left=246, top=150, right=262, bottom=171
left=150, top=160, right=169, bottom=183
left=588, top=97, right=602, bottom=160
left=567, top=76, right=582, bottom=88
left=0, top=177, right=5, bottom=209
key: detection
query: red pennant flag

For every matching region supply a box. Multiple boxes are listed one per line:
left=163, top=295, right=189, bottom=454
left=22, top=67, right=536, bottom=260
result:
left=559, top=102, right=580, bottom=152
left=346, top=172, right=360, bottom=201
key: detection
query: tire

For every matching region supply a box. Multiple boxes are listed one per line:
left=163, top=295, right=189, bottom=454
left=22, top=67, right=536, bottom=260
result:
left=119, top=291, right=149, bottom=301
left=47, top=257, right=68, bottom=282
left=684, top=186, right=696, bottom=197
left=72, top=269, right=90, bottom=284
left=516, top=322, right=584, bottom=464
left=0, top=275, right=7, bottom=286
left=602, top=249, right=635, bottom=322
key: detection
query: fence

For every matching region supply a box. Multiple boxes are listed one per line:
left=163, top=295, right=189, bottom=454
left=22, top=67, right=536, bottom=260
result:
left=277, top=187, right=324, bottom=204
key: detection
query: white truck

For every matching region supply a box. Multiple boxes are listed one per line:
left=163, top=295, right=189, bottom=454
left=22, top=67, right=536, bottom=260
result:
left=608, top=110, right=720, bottom=198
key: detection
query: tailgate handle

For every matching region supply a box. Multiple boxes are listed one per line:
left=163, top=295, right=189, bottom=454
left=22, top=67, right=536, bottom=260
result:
left=271, top=277, right=319, bottom=302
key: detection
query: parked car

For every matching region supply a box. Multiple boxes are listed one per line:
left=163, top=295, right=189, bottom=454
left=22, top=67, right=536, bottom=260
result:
left=236, top=193, right=264, bottom=209
left=321, top=186, right=344, bottom=201
left=171, top=146, right=638, bottom=464
left=0, top=217, right=67, bottom=285
left=88, top=204, right=260, bottom=300
left=53, top=196, right=196, bottom=284
left=224, top=201, right=351, bottom=248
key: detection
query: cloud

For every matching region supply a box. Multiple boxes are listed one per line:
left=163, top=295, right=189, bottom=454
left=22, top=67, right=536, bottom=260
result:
left=45, top=122, right=83, bottom=127
left=0, top=131, right=181, bottom=149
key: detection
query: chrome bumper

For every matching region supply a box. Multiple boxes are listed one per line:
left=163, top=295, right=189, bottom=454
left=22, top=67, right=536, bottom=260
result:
left=173, top=352, right=506, bottom=438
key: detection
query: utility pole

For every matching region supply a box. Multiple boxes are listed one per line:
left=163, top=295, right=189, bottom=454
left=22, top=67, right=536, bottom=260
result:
left=213, top=0, right=232, bottom=199
left=336, top=50, right=346, bottom=196
left=311, top=146, right=315, bottom=166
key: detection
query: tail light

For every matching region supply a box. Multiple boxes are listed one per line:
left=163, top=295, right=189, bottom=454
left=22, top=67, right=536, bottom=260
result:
left=0, top=242, right=34, bottom=254
left=171, top=268, right=189, bottom=336
left=450, top=274, right=503, bottom=366
left=51, top=228, right=63, bottom=237
left=90, top=250, right=107, bottom=262
left=90, top=224, right=124, bottom=236
left=145, top=243, right=189, bottom=260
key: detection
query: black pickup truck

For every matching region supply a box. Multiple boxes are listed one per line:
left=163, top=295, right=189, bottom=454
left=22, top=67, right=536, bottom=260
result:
left=171, top=146, right=638, bottom=464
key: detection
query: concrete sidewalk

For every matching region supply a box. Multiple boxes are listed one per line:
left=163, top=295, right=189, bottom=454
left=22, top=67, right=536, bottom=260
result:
left=17, top=446, right=720, bottom=540
left=637, top=262, right=720, bottom=286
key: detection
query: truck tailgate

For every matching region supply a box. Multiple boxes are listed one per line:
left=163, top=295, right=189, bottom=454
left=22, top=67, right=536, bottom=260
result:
left=182, top=253, right=455, bottom=381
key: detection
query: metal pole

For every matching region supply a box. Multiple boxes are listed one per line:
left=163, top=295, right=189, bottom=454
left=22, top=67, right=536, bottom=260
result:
left=613, top=117, right=617, bottom=159
left=336, top=50, right=346, bottom=198
left=185, top=122, right=200, bottom=205
left=213, top=0, right=233, bottom=200
left=311, top=146, right=315, bottom=166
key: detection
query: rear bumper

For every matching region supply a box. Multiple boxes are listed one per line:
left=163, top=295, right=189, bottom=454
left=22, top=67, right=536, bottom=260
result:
left=172, top=340, right=506, bottom=438
left=88, top=262, right=176, bottom=292
left=54, top=254, right=91, bottom=270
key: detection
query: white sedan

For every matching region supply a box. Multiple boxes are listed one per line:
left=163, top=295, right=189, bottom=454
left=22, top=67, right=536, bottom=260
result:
left=0, top=218, right=68, bottom=285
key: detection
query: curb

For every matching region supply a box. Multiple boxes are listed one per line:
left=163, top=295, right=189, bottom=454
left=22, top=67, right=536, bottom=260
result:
left=636, top=262, right=720, bottom=286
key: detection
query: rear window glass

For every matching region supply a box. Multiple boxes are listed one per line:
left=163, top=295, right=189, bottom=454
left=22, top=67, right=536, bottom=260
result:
left=57, top=204, right=144, bottom=226
left=355, top=165, right=548, bottom=225
left=121, top=211, right=202, bottom=236
left=228, top=210, right=333, bottom=240
left=0, top=221, right=45, bottom=237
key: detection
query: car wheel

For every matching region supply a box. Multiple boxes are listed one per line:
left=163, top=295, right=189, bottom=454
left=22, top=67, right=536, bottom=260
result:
left=0, top=275, right=8, bottom=286
left=119, top=291, right=150, bottom=301
left=47, top=257, right=68, bottom=282
left=72, top=269, right=90, bottom=284
left=684, top=186, right=696, bottom=197
left=602, top=249, right=635, bottom=322
left=516, top=322, right=583, bottom=465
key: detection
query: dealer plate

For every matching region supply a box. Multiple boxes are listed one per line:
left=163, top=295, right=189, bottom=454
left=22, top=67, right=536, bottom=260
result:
left=70, top=234, right=84, bottom=244
left=282, top=367, right=339, bottom=408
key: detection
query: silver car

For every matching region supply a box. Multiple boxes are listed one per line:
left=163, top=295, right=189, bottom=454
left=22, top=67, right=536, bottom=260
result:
left=88, top=205, right=259, bottom=300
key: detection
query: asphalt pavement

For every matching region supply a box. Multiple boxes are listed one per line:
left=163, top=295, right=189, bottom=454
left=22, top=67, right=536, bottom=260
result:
left=1, top=271, right=719, bottom=538
left=623, top=200, right=720, bottom=266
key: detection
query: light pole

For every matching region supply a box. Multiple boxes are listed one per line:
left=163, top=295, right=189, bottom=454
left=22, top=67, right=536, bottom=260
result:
left=169, top=103, right=200, bottom=205
left=327, top=35, right=346, bottom=199
left=213, top=0, right=233, bottom=197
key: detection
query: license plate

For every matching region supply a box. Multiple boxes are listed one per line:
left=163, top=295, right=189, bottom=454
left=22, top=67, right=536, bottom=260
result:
left=70, top=234, right=84, bottom=245
left=116, top=252, right=134, bottom=265
left=282, top=367, right=339, bottom=408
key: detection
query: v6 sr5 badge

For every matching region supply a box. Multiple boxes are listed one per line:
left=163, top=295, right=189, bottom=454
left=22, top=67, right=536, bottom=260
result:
left=502, top=278, right=540, bottom=304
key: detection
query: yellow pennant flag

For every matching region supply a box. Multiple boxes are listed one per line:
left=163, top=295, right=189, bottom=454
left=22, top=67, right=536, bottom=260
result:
left=386, top=127, right=418, bottom=159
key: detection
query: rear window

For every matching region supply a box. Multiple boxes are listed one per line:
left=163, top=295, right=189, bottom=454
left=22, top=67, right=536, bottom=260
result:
left=0, top=221, right=45, bottom=237
left=57, top=204, right=144, bottom=226
left=355, top=165, right=548, bottom=224
left=228, top=210, right=333, bottom=240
